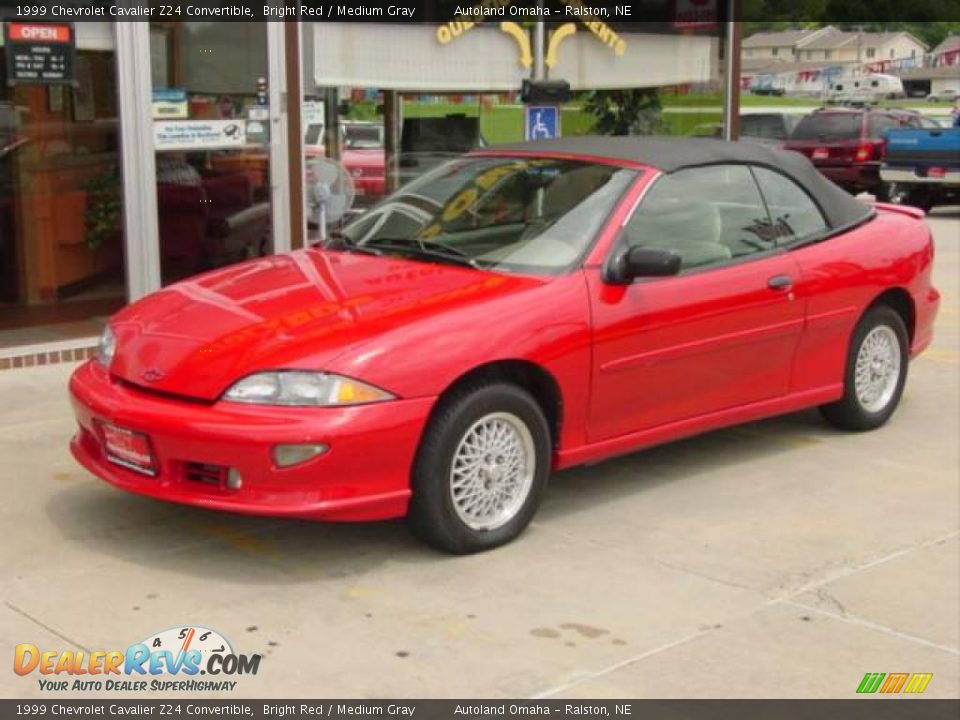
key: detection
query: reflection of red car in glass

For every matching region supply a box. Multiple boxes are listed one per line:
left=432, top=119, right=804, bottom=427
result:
left=304, top=121, right=385, bottom=202
left=70, top=138, right=939, bottom=554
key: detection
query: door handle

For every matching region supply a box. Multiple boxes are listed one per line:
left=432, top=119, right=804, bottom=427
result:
left=767, top=274, right=794, bottom=291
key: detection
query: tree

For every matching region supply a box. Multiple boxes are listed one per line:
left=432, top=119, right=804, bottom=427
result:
left=581, top=89, right=666, bottom=136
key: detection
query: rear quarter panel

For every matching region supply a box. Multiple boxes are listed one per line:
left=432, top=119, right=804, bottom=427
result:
left=789, top=207, right=936, bottom=392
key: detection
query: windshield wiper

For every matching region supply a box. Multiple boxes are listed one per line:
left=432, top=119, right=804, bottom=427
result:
left=362, top=237, right=481, bottom=269
left=321, top=231, right=384, bottom=256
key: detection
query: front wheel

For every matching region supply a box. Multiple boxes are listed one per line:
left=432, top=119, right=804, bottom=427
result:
left=820, top=305, right=909, bottom=431
left=408, top=382, right=551, bottom=553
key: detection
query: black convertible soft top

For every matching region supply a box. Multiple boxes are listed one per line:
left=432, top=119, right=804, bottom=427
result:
left=486, top=136, right=875, bottom=231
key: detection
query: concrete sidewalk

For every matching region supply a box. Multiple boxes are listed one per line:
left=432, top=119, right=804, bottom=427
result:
left=1, top=213, right=958, bottom=700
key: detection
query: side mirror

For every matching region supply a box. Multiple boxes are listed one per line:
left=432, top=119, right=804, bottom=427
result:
left=606, top=246, right=682, bottom=284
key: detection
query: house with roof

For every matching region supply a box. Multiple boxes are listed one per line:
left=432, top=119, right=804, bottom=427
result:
left=744, top=26, right=927, bottom=67
left=930, top=35, right=960, bottom=67
left=799, top=28, right=927, bottom=65
left=741, top=27, right=834, bottom=63
left=896, top=36, right=960, bottom=97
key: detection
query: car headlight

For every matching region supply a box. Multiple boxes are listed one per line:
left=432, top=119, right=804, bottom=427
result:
left=222, top=371, right=395, bottom=407
left=96, top=326, right=116, bottom=367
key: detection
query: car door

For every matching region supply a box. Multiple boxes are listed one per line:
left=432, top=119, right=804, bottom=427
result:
left=586, top=164, right=805, bottom=442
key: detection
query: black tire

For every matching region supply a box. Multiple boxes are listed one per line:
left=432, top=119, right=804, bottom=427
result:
left=914, top=192, right=935, bottom=215
left=819, top=305, right=909, bottom=431
left=408, top=382, right=551, bottom=554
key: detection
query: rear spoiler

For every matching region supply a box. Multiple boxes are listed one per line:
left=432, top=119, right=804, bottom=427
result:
left=854, top=194, right=926, bottom=220
left=872, top=201, right=926, bottom=220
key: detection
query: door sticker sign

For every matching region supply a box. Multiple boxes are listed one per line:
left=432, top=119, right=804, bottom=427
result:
left=152, top=88, right=188, bottom=120
left=4, top=21, right=76, bottom=84
left=154, top=120, right=247, bottom=151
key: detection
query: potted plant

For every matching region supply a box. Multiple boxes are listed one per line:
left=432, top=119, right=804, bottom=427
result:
left=84, top=170, right=122, bottom=252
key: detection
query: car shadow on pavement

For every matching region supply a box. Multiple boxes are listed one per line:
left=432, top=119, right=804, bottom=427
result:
left=44, top=486, right=421, bottom=584
left=44, top=408, right=833, bottom=583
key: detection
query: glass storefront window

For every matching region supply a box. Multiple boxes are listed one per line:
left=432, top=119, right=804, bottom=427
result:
left=301, top=21, right=728, bottom=247
left=0, top=23, right=126, bottom=349
left=149, top=22, right=274, bottom=285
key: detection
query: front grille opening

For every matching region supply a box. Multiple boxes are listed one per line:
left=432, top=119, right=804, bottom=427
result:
left=183, top=462, right=227, bottom=487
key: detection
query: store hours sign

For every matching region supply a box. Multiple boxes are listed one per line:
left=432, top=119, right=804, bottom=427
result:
left=4, top=22, right=76, bottom=85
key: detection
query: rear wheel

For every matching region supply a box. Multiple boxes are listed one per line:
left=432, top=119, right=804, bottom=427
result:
left=883, top=182, right=909, bottom=205
left=408, top=382, right=551, bottom=553
left=820, top=305, right=909, bottom=431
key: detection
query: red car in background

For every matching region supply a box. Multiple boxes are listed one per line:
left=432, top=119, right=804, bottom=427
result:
left=70, top=138, right=939, bottom=553
left=304, top=120, right=386, bottom=203
left=785, top=107, right=938, bottom=197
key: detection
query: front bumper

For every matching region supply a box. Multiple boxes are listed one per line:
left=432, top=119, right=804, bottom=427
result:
left=353, top=175, right=386, bottom=196
left=69, top=361, right=435, bottom=521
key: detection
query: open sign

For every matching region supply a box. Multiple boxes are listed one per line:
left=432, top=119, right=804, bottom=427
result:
left=4, top=21, right=75, bottom=84
left=7, top=23, right=72, bottom=43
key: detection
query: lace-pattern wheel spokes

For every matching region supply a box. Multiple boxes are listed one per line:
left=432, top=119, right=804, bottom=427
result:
left=449, top=412, right=536, bottom=531
left=854, top=325, right=902, bottom=413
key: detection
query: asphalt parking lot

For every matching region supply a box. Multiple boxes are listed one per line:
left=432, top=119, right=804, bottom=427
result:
left=1, top=211, right=958, bottom=700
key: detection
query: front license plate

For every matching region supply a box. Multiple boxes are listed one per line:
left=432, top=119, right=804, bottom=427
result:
left=812, top=147, right=829, bottom=160
left=101, top=423, right=157, bottom=476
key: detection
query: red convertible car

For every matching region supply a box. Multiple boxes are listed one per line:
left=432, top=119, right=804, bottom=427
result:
left=70, top=138, right=939, bottom=553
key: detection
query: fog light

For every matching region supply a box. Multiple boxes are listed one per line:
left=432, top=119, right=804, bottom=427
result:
left=227, top=468, right=243, bottom=490
left=273, top=443, right=328, bottom=468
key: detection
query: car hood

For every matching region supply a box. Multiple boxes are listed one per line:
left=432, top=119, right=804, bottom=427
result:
left=343, top=148, right=383, bottom=162
left=109, top=249, right=544, bottom=401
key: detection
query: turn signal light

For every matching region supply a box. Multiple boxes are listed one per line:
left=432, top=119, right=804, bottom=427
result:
left=854, top=144, right=873, bottom=162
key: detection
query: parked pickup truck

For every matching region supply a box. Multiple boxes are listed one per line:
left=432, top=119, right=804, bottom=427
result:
left=881, top=127, right=960, bottom=212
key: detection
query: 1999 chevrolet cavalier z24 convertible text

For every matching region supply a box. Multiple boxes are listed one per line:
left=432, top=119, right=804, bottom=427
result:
left=70, top=137, right=940, bottom=553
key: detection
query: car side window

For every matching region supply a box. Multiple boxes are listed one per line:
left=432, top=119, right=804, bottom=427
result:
left=867, top=114, right=903, bottom=137
left=751, top=167, right=828, bottom=246
left=623, top=165, right=775, bottom=272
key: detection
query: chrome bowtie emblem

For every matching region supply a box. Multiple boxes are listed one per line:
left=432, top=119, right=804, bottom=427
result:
left=142, top=369, right=164, bottom=382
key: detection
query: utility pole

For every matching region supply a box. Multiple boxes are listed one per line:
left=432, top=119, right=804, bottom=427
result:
left=533, top=2, right=546, bottom=81
left=855, top=23, right=866, bottom=70
left=722, top=3, right=742, bottom=142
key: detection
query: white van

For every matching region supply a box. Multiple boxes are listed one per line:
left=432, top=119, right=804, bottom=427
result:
left=824, top=73, right=905, bottom=105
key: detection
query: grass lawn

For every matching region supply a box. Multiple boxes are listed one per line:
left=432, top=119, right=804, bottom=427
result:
left=401, top=101, right=596, bottom=144
left=399, top=100, right=721, bottom=141
left=343, top=94, right=948, bottom=147
left=664, top=92, right=952, bottom=112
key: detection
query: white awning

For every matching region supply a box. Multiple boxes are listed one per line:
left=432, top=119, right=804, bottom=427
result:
left=312, top=23, right=716, bottom=92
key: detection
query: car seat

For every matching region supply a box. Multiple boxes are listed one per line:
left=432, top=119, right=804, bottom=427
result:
left=628, top=198, right=732, bottom=270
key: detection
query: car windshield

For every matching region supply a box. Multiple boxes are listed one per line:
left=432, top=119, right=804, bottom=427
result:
left=304, top=123, right=324, bottom=146
left=336, top=156, right=638, bottom=275
left=344, top=124, right=383, bottom=149
left=741, top=115, right=789, bottom=140
left=792, top=113, right=862, bottom=140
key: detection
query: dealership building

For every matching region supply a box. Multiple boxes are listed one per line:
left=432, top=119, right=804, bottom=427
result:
left=0, top=8, right=733, bottom=367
